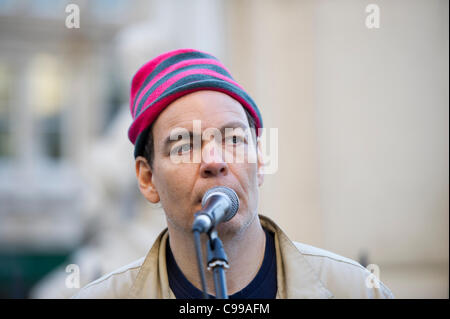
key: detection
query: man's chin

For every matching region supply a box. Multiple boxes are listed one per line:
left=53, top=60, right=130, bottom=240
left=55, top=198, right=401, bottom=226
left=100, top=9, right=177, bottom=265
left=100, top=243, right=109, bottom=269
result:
left=215, top=212, right=256, bottom=238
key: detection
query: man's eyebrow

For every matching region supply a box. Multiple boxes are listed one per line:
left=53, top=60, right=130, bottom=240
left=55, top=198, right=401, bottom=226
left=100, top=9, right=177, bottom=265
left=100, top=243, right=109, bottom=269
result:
left=163, top=129, right=194, bottom=149
left=219, top=121, right=249, bottom=133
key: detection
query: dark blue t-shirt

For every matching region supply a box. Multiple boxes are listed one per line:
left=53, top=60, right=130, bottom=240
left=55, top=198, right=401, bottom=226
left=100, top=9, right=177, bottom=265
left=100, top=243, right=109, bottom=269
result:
left=166, top=228, right=277, bottom=299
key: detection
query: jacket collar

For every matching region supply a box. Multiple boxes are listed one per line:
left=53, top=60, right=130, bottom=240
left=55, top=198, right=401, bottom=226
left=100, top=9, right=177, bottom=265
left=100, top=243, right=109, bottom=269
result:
left=128, top=215, right=333, bottom=299
left=259, top=215, right=334, bottom=299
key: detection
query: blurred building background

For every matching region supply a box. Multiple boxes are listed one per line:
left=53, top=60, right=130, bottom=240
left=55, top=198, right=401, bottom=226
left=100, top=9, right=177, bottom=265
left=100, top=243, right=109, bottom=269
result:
left=0, top=0, right=448, bottom=298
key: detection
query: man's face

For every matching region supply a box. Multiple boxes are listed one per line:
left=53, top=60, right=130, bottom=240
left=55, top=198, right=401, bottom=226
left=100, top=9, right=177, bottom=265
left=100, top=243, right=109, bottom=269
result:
left=137, top=90, right=264, bottom=236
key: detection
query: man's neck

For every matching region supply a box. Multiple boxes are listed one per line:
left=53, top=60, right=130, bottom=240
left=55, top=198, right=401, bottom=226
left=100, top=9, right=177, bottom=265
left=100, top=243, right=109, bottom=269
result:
left=167, top=213, right=266, bottom=296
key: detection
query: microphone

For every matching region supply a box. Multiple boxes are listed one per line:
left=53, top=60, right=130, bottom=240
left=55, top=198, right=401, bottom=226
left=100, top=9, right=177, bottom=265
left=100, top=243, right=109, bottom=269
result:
left=192, top=186, right=240, bottom=233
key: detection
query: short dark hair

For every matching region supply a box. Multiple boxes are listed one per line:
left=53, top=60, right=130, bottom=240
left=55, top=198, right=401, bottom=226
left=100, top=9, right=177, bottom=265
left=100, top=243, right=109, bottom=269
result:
left=143, top=107, right=257, bottom=168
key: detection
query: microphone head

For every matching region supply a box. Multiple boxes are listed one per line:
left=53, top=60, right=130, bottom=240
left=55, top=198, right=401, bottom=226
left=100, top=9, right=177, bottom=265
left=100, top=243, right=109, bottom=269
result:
left=201, top=186, right=240, bottom=222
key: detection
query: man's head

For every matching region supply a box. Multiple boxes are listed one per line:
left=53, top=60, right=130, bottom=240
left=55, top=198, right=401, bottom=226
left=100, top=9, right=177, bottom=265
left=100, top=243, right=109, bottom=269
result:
left=128, top=49, right=264, bottom=236
left=135, top=91, right=264, bottom=236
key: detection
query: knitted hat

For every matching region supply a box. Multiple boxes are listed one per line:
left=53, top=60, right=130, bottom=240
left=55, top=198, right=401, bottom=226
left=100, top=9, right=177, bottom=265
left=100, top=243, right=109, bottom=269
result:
left=128, top=48, right=263, bottom=158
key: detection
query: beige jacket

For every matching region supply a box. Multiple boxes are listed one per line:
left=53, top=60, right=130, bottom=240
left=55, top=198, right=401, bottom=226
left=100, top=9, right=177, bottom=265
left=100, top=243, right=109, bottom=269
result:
left=72, top=215, right=394, bottom=299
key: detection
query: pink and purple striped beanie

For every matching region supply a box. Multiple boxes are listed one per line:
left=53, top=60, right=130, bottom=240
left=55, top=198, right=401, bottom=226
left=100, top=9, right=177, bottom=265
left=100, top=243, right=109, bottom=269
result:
left=128, top=48, right=263, bottom=158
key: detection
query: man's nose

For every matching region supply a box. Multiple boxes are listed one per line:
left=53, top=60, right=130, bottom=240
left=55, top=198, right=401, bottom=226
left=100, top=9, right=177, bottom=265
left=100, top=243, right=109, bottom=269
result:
left=199, top=142, right=229, bottom=178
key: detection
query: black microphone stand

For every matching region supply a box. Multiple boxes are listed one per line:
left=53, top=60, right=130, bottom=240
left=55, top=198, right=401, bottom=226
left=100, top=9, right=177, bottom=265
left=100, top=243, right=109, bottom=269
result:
left=206, top=229, right=229, bottom=299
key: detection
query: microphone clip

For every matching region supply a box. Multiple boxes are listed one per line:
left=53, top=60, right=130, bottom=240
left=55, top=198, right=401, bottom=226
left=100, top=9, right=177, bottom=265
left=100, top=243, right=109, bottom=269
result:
left=206, top=230, right=229, bottom=272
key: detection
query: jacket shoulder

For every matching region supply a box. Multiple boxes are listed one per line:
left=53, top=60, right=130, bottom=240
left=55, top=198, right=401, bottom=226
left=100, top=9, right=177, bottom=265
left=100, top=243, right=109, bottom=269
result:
left=71, top=257, right=145, bottom=299
left=293, top=242, right=394, bottom=299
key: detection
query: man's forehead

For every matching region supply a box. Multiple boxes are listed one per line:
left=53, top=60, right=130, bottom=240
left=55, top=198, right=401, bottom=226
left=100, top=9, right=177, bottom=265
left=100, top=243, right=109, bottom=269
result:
left=153, top=91, right=248, bottom=133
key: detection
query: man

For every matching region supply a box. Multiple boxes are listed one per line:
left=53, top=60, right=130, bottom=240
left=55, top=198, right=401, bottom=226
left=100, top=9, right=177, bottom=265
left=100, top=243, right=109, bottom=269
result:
left=73, top=49, right=394, bottom=299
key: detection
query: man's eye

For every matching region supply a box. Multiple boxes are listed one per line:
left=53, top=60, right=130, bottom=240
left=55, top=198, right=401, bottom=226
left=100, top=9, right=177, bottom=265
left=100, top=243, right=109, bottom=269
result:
left=171, top=143, right=192, bottom=156
left=226, top=135, right=244, bottom=145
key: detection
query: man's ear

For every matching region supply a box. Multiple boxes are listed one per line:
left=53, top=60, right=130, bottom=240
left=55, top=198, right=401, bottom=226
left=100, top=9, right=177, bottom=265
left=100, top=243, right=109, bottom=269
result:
left=256, top=138, right=264, bottom=187
left=135, top=156, right=160, bottom=203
